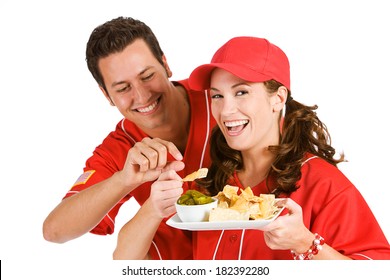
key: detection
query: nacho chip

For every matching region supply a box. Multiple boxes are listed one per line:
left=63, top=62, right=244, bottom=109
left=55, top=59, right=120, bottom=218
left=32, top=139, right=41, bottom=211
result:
left=240, top=187, right=254, bottom=200
left=210, top=185, right=278, bottom=221
left=230, top=196, right=250, bottom=211
left=222, top=185, right=239, bottom=199
left=217, top=201, right=230, bottom=209
left=209, top=207, right=250, bottom=221
left=259, top=194, right=277, bottom=219
left=182, top=168, right=208, bottom=182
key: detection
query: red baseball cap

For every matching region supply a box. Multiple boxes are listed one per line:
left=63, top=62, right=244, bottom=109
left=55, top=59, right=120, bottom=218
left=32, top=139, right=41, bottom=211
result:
left=189, top=37, right=290, bottom=91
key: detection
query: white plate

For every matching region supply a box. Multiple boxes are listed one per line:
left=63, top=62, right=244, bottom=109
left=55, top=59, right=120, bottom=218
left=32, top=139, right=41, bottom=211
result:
left=166, top=206, right=285, bottom=231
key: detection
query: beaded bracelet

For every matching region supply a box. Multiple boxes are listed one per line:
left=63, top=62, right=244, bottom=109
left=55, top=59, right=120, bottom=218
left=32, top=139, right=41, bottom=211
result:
left=290, top=233, right=325, bottom=260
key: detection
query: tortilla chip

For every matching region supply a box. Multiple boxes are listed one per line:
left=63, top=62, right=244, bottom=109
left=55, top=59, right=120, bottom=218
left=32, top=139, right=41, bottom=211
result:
left=230, top=196, right=249, bottom=211
left=182, top=168, right=208, bottom=182
left=240, top=187, right=254, bottom=199
left=259, top=194, right=277, bottom=219
left=222, top=185, right=239, bottom=199
left=209, top=185, right=277, bottom=221
left=217, top=201, right=229, bottom=209
left=209, top=207, right=250, bottom=221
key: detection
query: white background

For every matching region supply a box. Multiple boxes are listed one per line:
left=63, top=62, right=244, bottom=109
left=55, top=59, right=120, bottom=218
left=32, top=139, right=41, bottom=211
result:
left=1, top=0, right=389, bottom=278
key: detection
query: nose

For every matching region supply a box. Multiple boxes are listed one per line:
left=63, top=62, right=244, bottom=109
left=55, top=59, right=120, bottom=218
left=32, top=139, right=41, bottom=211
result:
left=133, top=84, right=152, bottom=104
left=221, top=96, right=237, bottom=115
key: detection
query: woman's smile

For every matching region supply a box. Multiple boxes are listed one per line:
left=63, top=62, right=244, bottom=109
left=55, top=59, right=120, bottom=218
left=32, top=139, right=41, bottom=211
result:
left=224, top=119, right=249, bottom=136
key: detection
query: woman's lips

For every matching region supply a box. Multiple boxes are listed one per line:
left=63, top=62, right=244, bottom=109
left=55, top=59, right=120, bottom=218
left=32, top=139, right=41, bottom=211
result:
left=224, top=120, right=249, bottom=135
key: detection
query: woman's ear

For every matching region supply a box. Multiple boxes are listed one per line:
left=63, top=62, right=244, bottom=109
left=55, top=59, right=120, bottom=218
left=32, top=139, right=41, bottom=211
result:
left=273, top=86, right=288, bottom=113
left=274, top=86, right=288, bottom=135
left=162, top=54, right=173, bottom=78
left=99, top=86, right=115, bottom=106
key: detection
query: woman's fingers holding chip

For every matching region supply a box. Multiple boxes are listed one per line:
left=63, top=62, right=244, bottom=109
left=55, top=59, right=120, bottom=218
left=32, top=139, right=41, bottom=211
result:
left=149, top=170, right=184, bottom=218
left=162, top=160, right=185, bottom=174
left=263, top=198, right=302, bottom=230
left=262, top=198, right=309, bottom=250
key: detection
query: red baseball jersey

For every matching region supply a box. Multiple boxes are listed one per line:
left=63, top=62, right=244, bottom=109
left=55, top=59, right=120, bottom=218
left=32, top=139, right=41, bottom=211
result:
left=64, top=80, right=216, bottom=260
left=194, top=155, right=390, bottom=260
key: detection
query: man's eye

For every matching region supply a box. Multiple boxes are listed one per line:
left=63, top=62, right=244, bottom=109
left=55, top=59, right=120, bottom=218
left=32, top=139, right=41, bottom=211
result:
left=142, top=73, right=154, bottom=81
left=117, top=86, right=129, bottom=93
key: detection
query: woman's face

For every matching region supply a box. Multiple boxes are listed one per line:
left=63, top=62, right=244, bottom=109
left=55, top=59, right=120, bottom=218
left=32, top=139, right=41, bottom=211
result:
left=210, top=68, right=283, bottom=152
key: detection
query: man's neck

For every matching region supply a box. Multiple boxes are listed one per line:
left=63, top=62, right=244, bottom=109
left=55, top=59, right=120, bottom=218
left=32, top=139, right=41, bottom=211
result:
left=148, top=84, right=190, bottom=154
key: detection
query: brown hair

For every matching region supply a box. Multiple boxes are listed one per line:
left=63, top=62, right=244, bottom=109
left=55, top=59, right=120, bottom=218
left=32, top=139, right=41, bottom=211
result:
left=85, top=16, right=164, bottom=91
left=197, top=80, right=344, bottom=196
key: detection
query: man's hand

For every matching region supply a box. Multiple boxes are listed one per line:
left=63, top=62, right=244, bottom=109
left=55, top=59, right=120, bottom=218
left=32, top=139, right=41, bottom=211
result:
left=118, top=137, right=184, bottom=191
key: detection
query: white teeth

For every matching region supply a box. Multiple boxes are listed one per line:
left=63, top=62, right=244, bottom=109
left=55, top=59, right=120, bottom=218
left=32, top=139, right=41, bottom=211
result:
left=224, top=120, right=249, bottom=127
left=137, top=100, right=158, bottom=113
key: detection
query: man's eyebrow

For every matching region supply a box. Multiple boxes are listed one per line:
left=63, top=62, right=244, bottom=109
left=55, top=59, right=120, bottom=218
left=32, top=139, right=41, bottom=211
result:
left=139, top=66, right=153, bottom=76
left=111, top=80, right=128, bottom=87
left=110, top=66, right=154, bottom=88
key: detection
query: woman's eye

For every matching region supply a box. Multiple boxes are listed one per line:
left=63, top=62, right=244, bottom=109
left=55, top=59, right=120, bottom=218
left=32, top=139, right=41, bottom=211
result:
left=236, top=90, right=248, bottom=96
left=211, top=94, right=223, bottom=99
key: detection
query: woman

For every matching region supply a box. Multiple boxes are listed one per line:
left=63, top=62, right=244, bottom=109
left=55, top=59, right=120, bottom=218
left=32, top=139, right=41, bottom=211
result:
left=184, top=36, right=390, bottom=259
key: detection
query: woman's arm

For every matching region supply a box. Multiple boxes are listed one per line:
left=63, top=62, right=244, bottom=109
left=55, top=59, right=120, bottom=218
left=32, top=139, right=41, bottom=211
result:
left=113, top=169, right=184, bottom=259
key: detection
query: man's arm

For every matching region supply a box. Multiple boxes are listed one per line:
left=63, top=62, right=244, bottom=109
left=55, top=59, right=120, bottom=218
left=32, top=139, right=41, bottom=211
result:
left=42, top=172, right=132, bottom=243
left=42, top=137, right=183, bottom=243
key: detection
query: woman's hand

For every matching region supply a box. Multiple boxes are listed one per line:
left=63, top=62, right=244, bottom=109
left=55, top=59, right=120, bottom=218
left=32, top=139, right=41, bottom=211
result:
left=262, top=198, right=314, bottom=253
left=149, top=169, right=185, bottom=219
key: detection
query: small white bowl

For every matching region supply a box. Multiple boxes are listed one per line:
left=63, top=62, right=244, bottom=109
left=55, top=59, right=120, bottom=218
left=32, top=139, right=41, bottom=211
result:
left=175, top=197, right=218, bottom=222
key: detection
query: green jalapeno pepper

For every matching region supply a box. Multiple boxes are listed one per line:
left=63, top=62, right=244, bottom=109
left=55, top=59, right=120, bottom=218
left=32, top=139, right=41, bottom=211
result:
left=177, top=190, right=213, bottom=205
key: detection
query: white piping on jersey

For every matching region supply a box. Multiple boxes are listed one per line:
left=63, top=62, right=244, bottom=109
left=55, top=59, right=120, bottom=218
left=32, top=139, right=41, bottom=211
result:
left=106, top=213, right=115, bottom=229
left=199, top=90, right=211, bottom=168
left=302, top=155, right=318, bottom=166
left=151, top=240, right=163, bottom=260
left=67, top=190, right=79, bottom=195
left=213, top=229, right=246, bottom=260
left=238, top=229, right=246, bottom=260
left=350, top=253, right=373, bottom=260
left=120, top=118, right=136, bottom=145
left=213, top=230, right=225, bottom=260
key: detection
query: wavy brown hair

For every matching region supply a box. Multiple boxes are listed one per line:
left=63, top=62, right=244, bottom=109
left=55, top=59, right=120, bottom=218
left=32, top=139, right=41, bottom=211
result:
left=197, top=80, right=344, bottom=196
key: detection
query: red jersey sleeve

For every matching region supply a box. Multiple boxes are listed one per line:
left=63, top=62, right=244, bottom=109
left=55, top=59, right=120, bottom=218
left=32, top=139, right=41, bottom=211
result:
left=294, top=157, right=390, bottom=259
left=63, top=119, right=144, bottom=235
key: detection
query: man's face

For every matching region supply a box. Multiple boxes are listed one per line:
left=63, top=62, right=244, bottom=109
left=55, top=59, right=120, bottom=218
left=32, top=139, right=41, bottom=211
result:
left=98, top=39, right=173, bottom=131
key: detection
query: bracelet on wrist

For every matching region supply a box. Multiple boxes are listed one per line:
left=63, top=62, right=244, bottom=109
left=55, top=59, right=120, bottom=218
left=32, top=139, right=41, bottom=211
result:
left=290, top=233, right=325, bottom=260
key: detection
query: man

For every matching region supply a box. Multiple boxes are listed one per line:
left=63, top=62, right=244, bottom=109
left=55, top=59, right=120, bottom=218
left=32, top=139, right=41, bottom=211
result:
left=43, top=17, right=215, bottom=260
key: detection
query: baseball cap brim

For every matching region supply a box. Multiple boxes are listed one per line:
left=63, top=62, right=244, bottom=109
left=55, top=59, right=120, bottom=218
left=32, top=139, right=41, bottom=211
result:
left=189, top=63, right=273, bottom=91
